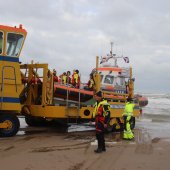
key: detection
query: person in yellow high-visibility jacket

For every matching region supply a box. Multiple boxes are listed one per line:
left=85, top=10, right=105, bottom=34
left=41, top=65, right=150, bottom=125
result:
left=122, top=97, right=135, bottom=140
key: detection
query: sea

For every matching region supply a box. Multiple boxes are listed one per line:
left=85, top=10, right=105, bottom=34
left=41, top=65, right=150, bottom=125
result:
left=18, top=93, right=170, bottom=139
left=136, top=93, right=170, bottom=139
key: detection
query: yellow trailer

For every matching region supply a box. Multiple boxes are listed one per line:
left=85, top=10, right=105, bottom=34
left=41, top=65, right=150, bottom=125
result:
left=20, top=61, right=140, bottom=132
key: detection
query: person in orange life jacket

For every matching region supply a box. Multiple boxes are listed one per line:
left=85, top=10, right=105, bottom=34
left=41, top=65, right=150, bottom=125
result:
left=92, top=91, right=110, bottom=153
left=72, top=69, right=80, bottom=88
left=53, top=69, right=58, bottom=83
left=84, top=73, right=94, bottom=91
left=66, top=71, right=71, bottom=84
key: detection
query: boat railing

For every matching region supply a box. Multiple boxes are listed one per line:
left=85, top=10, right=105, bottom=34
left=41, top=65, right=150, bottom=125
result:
left=102, top=90, right=128, bottom=101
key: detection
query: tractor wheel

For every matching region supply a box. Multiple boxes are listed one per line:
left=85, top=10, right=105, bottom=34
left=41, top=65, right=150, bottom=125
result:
left=0, top=114, right=20, bottom=137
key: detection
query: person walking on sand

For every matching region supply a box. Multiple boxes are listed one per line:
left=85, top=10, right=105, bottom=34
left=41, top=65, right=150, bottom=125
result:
left=92, top=91, right=110, bottom=153
left=122, top=97, right=135, bottom=140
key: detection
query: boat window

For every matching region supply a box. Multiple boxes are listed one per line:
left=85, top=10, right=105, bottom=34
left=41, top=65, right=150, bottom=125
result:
left=6, top=33, right=24, bottom=57
left=104, top=75, right=114, bottom=84
left=0, top=32, right=3, bottom=54
left=120, top=77, right=125, bottom=86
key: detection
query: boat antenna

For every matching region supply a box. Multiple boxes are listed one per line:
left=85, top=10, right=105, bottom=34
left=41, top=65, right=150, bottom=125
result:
left=110, top=42, right=127, bottom=67
left=110, top=41, right=113, bottom=56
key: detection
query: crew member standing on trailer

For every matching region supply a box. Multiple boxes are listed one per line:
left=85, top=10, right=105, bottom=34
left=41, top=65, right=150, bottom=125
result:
left=92, top=91, right=110, bottom=153
left=72, top=70, right=80, bottom=88
left=53, top=69, right=58, bottom=83
left=66, top=71, right=71, bottom=84
left=87, top=74, right=94, bottom=91
left=60, top=72, right=67, bottom=84
left=122, top=97, right=135, bottom=140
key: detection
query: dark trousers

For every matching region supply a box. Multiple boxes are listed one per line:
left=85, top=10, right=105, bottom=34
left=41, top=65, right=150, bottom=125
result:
left=96, top=131, right=105, bottom=150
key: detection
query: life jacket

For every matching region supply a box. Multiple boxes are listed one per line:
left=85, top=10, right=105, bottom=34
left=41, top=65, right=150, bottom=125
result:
left=93, top=100, right=110, bottom=131
left=123, top=102, right=135, bottom=116
left=53, top=75, right=58, bottom=82
left=71, top=71, right=76, bottom=85
left=62, top=75, right=67, bottom=84
left=88, top=79, right=94, bottom=89
left=72, top=72, right=80, bottom=88
left=92, top=100, right=110, bottom=118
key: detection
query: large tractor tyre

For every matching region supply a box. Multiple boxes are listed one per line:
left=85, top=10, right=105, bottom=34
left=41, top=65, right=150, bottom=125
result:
left=0, top=114, right=20, bottom=137
left=25, top=115, right=47, bottom=127
left=130, top=116, right=135, bottom=130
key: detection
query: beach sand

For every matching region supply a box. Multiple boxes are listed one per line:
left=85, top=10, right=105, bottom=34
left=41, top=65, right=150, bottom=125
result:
left=0, top=126, right=170, bottom=170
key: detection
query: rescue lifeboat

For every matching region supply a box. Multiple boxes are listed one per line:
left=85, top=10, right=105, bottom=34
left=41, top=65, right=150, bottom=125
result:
left=92, top=43, right=148, bottom=107
left=54, top=83, right=93, bottom=102
left=53, top=42, right=148, bottom=107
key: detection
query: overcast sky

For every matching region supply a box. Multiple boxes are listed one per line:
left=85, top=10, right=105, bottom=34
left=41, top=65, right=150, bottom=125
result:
left=1, top=0, right=170, bottom=93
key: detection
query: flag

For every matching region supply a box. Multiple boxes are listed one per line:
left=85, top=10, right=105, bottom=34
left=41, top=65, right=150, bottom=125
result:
left=106, top=56, right=113, bottom=61
left=123, top=57, right=129, bottom=63
left=100, top=55, right=114, bottom=64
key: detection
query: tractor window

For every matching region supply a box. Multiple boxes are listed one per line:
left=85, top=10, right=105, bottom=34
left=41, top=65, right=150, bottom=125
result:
left=104, top=75, right=114, bottom=84
left=0, top=32, right=3, bottom=54
left=6, top=33, right=24, bottom=57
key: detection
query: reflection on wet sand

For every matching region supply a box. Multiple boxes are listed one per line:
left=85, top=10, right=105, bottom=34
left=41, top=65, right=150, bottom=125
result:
left=135, top=129, right=153, bottom=154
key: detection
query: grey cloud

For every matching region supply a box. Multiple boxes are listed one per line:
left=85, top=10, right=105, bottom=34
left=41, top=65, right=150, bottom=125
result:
left=1, top=0, right=170, bottom=92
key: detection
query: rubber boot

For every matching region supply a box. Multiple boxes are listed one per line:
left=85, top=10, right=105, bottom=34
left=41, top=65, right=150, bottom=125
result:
left=94, top=133, right=102, bottom=153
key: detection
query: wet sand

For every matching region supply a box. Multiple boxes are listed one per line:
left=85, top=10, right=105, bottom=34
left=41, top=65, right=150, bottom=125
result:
left=0, top=126, right=170, bottom=170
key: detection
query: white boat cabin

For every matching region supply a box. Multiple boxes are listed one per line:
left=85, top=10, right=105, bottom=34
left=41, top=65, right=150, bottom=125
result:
left=97, top=63, right=130, bottom=94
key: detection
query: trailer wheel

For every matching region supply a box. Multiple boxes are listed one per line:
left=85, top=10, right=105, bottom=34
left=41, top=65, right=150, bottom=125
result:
left=106, top=118, right=124, bottom=132
left=25, top=115, right=47, bottom=126
left=0, top=114, right=20, bottom=137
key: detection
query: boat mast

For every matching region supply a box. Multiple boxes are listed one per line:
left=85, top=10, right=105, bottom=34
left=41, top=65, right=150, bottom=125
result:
left=110, top=42, right=117, bottom=67
left=109, top=41, right=123, bottom=67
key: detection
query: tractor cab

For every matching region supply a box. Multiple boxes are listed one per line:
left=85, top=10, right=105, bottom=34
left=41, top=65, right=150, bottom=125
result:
left=0, top=24, right=27, bottom=58
left=0, top=24, right=27, bottom=137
